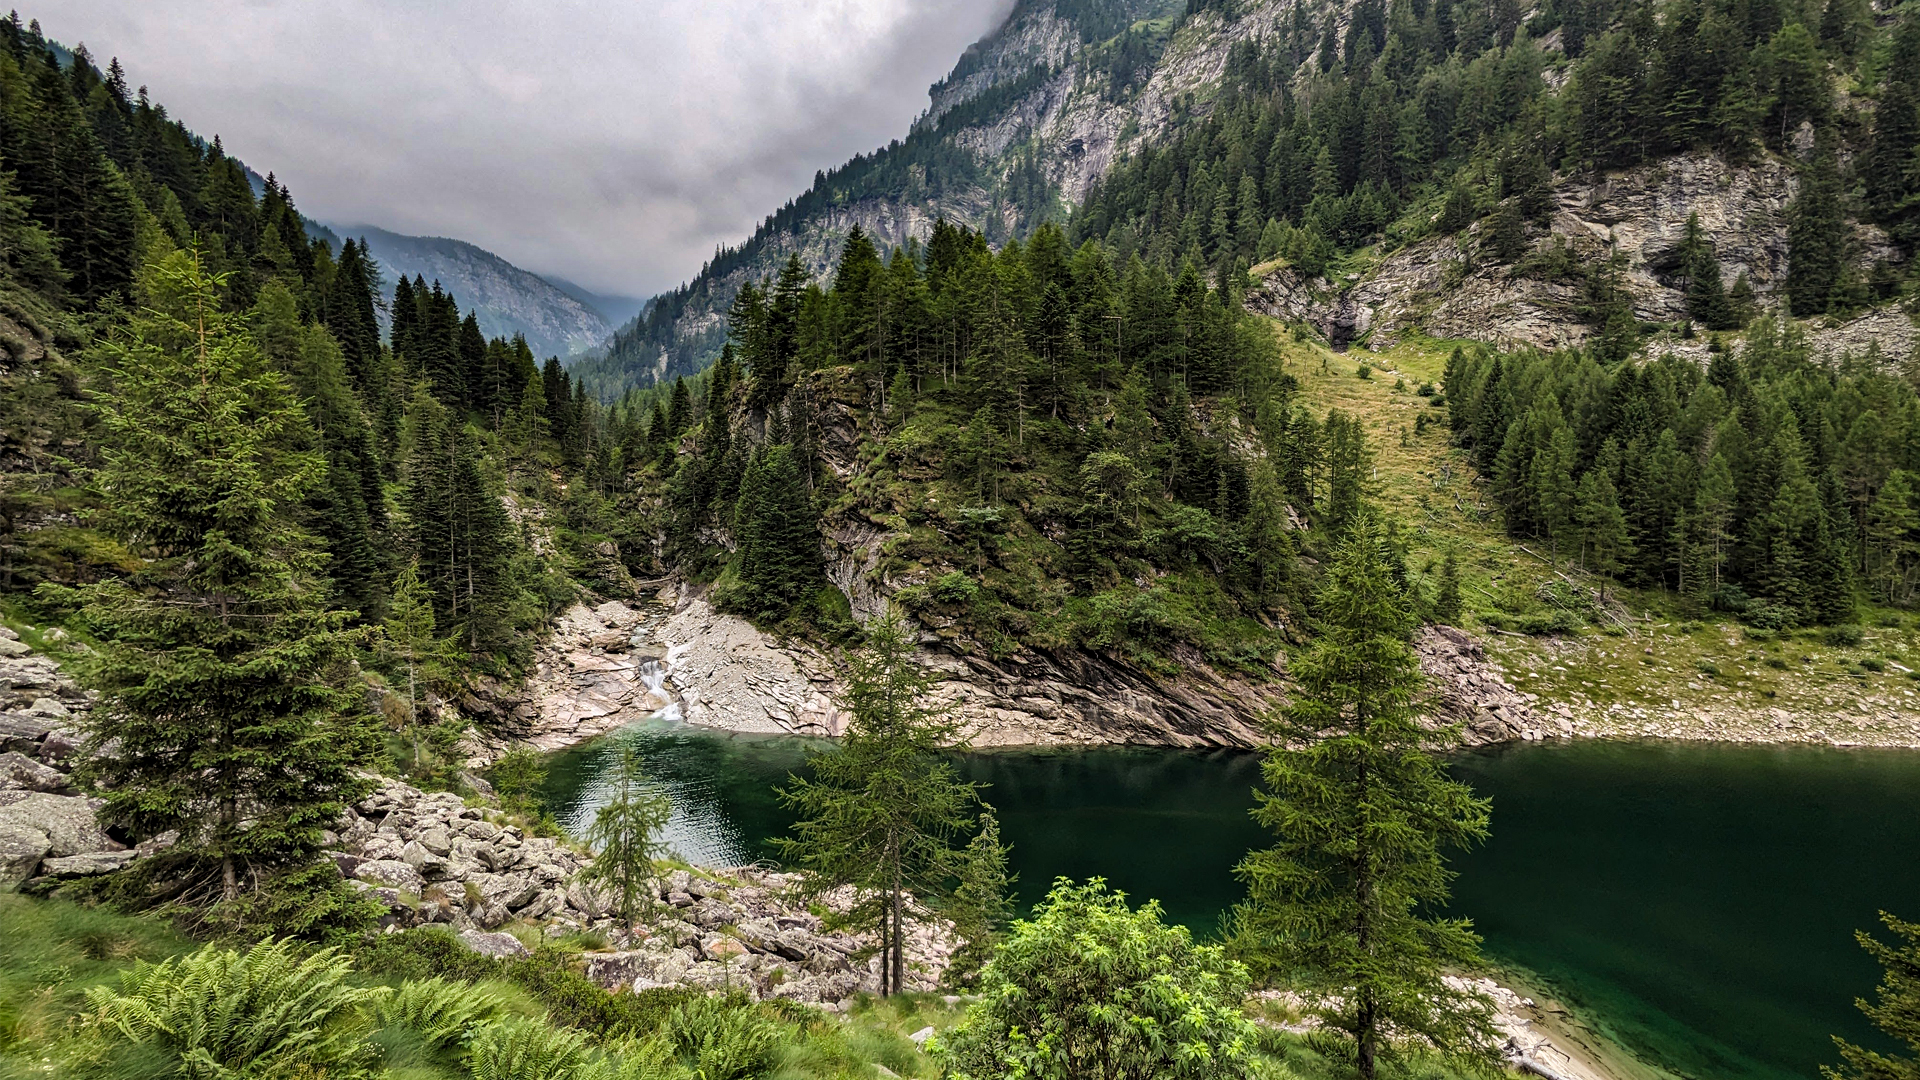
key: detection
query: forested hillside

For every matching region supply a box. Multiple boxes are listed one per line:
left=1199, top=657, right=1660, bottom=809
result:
left=578, top=0, right=1918, bottom=398
left=570, top=0, right=1187, bottom=397
left=0, top=15, right=655, bottom=699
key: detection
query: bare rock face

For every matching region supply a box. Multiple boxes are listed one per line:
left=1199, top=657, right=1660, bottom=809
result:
left=1251, top=151, right=1914, bottom=361
left=655, top=598, right=848, bottom=736
left=466, top=601, right=672, bottom=756
left=1417, top=626, right=1564, bottom=744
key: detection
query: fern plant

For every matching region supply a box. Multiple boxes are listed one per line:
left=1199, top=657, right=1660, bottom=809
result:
left=374, top=977, right=504, bottom=1054
left=662, top=997, right=777, bottom=1080
left=82, top=937, right=383, bottom=1079
left=468, top=1016, right=591, bottom=1080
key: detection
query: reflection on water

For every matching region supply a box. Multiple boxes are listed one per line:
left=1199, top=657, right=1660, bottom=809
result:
left=540, top=717, right=1920, bottom=1080
left=541, top=714, right=819, bottom=867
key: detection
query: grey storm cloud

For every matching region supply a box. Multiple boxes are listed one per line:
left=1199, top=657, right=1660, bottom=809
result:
left=32, top=0, right=1014, bottom=297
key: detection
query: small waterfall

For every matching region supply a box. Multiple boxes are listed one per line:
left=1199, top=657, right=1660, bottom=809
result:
left=640, top=658, right=666, bottom=697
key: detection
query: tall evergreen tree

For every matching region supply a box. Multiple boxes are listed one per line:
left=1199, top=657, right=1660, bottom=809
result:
left=1233, top=511, right=1498, bottom=1080
left=724, top=443, right=822, bottom=622
left=58, top=251, right=376, bottom=902
left=580, top=744, right=672, bottom=930
left=1787, top=137, right=1849, bottom=316
left=1827, top=911, right=1920, bottom=1080
left=778, top=610, right=986, bottom=995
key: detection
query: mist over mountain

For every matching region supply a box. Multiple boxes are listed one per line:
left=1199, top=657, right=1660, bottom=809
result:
left=329, top=223, right=614, bottom=360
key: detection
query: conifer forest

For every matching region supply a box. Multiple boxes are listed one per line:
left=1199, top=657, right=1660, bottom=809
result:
left=4, top=2, right=1920, bottom=1079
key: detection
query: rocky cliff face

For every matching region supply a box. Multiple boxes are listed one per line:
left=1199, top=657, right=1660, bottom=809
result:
left=1249, top=151, right=1916, bottom=361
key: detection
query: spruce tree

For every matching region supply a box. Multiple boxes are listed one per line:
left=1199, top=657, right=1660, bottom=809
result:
left=777, top=610, right=985, bottom=995
left=1577, top=465, right=1636, bottom=592
left=726, top=443, right=823, bottom=623
left=1787, top=137, right=1848, bottom=316
left=1679, top=212, right=1738, bottom=331
left=59, top=251, right=376, bottom=902
left=943, top=810, right=1016, bottom=986
left=1233, top=511, right=1498, bottom=1080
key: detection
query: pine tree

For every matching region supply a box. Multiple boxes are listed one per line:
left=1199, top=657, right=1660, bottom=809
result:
left=1577, top=465, right=1636, bottom=592
left=1866, top=471, right=1920, bottom=605
left=1679, top=212, right=1739, bottom=331
left=59, top=251, right=376, bottom=903
left=383, top=561, right=441, bottom=729
left=777, top=610, right=983, bottom=995
left=580, top=744, right=672, bottom=930
left=1233, top=511, right=1498, bottom=1079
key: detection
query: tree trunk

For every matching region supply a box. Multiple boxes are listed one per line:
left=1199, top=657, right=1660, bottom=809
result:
left=891, top=868, right=905, bottom=996
left=1355, top=741, right=1377, bottom=1080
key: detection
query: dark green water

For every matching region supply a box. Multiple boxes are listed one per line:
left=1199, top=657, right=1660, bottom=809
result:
left=541, top=722, right=1920, bottom=1080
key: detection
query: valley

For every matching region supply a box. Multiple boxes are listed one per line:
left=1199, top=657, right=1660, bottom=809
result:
left=3, top=0, right=1920, bottom=1078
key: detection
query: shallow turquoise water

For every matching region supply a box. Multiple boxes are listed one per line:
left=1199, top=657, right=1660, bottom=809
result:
left=541, top=724, right=1920, bottom=1080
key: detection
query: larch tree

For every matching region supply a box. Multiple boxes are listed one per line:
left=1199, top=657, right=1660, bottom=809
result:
left=1827, top=912, right=1920, bottom=1080
left=1232, top=510, right=1499, bottom=1080
left=580, top=743, right=673, bottom=930
left=777, top=609, right=988, bottom=995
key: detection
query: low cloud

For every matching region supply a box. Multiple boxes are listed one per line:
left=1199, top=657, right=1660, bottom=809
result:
left=36, top=0, right=1012, bottom=297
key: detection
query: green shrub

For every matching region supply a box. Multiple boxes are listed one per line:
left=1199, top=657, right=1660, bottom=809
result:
left=82, top=938, right=383, bottom=1079
left=937, top=878, right=1259, bottom=1080
left=1355, top=364, right=1373, bottom=380
left=1824, top=624, right=1866, bottom=647
left=1860, top=658, right=1887, bottom=673
left=1696, top=660, right=1721, bottom=678
left=1766, top=657, right=1790, bottom=670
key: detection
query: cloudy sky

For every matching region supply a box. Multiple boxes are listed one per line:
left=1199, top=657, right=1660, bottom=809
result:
left=35, top=1, right=1012, bottom=298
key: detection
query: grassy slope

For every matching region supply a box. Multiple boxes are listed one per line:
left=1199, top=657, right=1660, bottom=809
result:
left=1272, top=321, right=1920, bottom=747
left=0, top=893, right=1492, bottom=1080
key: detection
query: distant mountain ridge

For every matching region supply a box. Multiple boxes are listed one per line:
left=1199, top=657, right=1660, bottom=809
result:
left=325, top=224, right=615, bottom=360
left=568, top=0, right=1184, bottom=399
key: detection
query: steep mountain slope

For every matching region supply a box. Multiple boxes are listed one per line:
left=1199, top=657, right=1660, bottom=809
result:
left=577, top=0, right=1919, bottom=401
left=570, top=0, right=1193, bottom=397
left=330, top=224, right=614, bottom=360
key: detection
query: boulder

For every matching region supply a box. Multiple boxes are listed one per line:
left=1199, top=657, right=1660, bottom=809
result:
left=400, top=839, right=450, bottom=879
left=0, top=751, right=67, bottom=792
left=566, top=879, right=615, bottom=918
left=354, top=859, right=424, bottom=894
left=39, top=849, right=137, bottom=877
left=0, top=793, right=116, bottom=856
left=26, top=697, right=68, bottom=719
left=416, top=825, right=453, bottom=857
left=0, top=639, right=28, bottom=658
left=0, top=714, right=54, bottom=754
left=468, top=872, right=539, bottom=912
left=457, top=929, right=530, bottom=959
left=37, top=732, right=77, bottom=762
left=0, top=820, right=51, bottom=889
